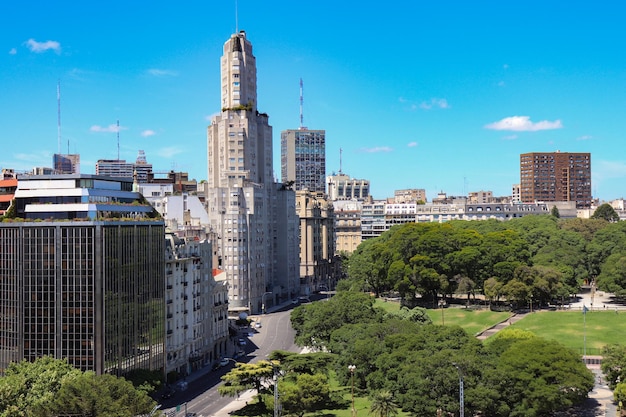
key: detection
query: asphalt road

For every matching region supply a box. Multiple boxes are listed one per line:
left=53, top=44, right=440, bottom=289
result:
left=160, top=306, right=300, bottom=416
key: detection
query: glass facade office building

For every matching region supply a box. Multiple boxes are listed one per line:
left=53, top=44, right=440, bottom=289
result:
left=0, top=221, right=165, bottom=375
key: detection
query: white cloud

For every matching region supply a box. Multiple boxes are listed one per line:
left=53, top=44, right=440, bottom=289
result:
left=419, top=98, right=449, bottom=110
left=157, top=146, right=184, bottom=158
left=484, top=116, right=563, bottom=131
left=577, top=135, right=593, bottom=141
left=25, top=38, right=61, bottom=53
left=407, top=141, right=418, bottom=147
left=147, top=68, right=179, bottom=77
left=398, top=97, right=408, bottom=103
left=360, top=146, right=393, bottom=153
left=90, top=124, right=126, bottom=133
left=141, top=130, right=156, bottom=137
left=9, top=48, right=16, bottom=55
left=503, top=134, right=518, bottom=140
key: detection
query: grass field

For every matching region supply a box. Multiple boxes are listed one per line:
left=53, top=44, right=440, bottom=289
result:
left=510, top=310, right=626, bottom=354
left=375, top=298, right=512, bottom=335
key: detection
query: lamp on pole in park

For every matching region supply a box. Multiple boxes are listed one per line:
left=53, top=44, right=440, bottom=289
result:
left=273, top=365, right=280, bottom=417
left=452, top=363, right=464, bottom=417
left=348, top=364, right=357, bottom=417
left=262, top=291, right=272, bottom=314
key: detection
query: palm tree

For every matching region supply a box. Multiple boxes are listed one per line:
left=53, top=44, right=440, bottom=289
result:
left=369, top=390, right=399, bottom=417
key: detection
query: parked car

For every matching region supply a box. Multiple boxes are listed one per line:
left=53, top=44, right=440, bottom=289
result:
left=254, top=321, right=262, bottom=328
left=219, top=357, right=230, bottom=367
left=238, top=338, right=247, bottom=346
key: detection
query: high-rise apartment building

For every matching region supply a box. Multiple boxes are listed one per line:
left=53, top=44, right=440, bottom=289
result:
left=0, top=174, right=164, bottom=375
left=281, top=129, right=326, bottom=192
left=206, top=31, right=299, bottom=313
left=520, top=151, right=592, bottom=208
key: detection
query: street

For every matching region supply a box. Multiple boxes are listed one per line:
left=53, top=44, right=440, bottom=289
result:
left=160, top=306, right=299, bottom=417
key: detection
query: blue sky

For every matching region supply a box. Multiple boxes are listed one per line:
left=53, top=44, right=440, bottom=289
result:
left=2, top=1, right=626, bottom=201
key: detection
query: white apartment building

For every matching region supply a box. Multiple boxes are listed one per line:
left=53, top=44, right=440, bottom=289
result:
left=326, top=173, right=370, bottom=201
left=164, top=234, right=228, bottom=376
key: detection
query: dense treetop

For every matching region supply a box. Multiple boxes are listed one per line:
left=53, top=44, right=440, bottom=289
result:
left=346, top=215, right=626, bottom=301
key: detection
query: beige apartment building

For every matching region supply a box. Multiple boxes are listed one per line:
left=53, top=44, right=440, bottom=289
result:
left=205, top=31, right=299, bottom=313
left=295, top=189, right=337, bottom=294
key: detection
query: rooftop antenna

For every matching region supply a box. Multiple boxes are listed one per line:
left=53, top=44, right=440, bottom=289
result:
left=339, top=147, right=343, bottom=175
left=117, top=120, right=120, bottom=161
left=235, top=0, right=239, bottom=33
left=57, top=80, right=61, bottom=154
left=299, top=78, right=305, bottom=130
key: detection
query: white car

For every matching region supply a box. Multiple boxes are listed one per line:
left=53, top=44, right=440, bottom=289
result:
left=255, top=321, right=262, bottom=328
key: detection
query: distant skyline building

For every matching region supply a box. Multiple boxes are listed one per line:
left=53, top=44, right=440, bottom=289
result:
left=95, top=150, right=153, bottom=182
left=53, top=153, right=80, bottom=174
left=326, top=173, right=370, bottom=201
left=281, top=128, right=326, bottom=192
left=520, top=151, right=592, bottom=209
left=205, top=31, right=299, bottom=313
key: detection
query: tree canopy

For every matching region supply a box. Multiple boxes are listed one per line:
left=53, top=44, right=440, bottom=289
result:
left=0, top=357, right=156, bottom=417
left=345, top=215, right=626, bottom=303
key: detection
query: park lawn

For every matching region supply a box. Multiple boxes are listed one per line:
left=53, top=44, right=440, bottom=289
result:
left=509, top=310, right=626, bottom=354
left=374, top=298, right=511, bottom=335
left=427, top=308, right=511, bottom=335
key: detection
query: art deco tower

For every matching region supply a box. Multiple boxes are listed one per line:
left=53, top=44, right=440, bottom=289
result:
left=206, top=31, right=299, bottom=313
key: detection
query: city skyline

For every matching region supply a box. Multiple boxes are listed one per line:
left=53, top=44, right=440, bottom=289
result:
left=2, top=1, right=626, bottom=201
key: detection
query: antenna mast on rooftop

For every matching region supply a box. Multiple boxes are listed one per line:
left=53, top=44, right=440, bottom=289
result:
left=299, top=78, right=306, bottom=130
left=235, top=0, right=239, bottom=33
left=339, top=148, right=343, bottom=175
left=57, top=80, right=61, bottom=154
left=117, top=120, right=120, bottom=161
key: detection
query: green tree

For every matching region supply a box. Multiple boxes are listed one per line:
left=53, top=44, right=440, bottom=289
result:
left=218, top=360, right=276, bottom=398
left=279, top=373, right=331, bottom=417
left=601, top=344, right=626, bottom=390
left=550, top=205, right=560, bottom=218
left=48, top=372, right=155, bottom=417
left=290, top=291, right=381, bottom=350
left=369, top=390, right=399, bottom=417
left=495, top=338, right=594, bottom=417
left=0, top=356, right=80, bottom=417
left=591, top=203, right=620, bottom=222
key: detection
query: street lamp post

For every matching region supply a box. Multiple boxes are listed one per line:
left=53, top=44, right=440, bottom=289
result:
left=453, top=363, right=464, bottom=417
left=273, top=367, right=279, bottom=417
left=348, top=364, right=356, bottom=417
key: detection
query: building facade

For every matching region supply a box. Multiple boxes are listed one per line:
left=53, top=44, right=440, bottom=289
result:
left=53, top=153, right=80, bottom=174
left=295, top=190, right=337, bottom=294
left=206, top=31, right=299, bottom=313
left=333, top=199, right=362, bottom=254
left=326, top=173, right=370, bottom=201
left=0, top=174, right=165, bottom=376
left=281, top=129, right=326, bottom=193
left=164, top=233, right=228, bottom=376
left=520, top=151, right=592, bottom=208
